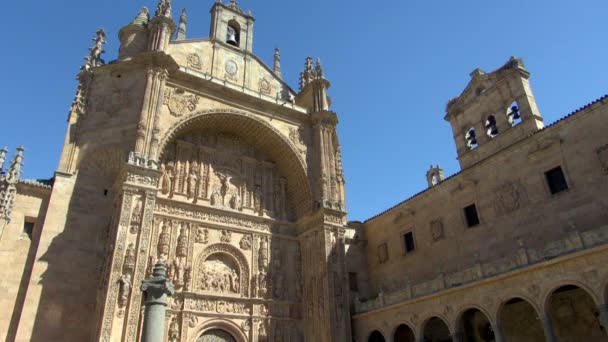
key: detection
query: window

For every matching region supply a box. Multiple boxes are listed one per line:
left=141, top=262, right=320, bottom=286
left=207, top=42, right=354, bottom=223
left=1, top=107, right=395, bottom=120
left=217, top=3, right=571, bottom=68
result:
left=226, top=21, right=240, bottom=47
left=403, top=232, right=415, bottom=253
left=545, top=166, right=569, bottom=194
left=464, top=204, right=480, bottom=227
left=23, top=221, right=34, bottom=239
left=377, top=243, right=388, bottom=264
left=465, top=127, right=478, bottom=150
left=485, top=115, right=498, bottom=137
left=348, top=272, right=359, bottom=292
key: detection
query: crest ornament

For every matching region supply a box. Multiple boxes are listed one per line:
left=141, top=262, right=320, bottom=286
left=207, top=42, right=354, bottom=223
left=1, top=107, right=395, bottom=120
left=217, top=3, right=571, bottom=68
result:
left=187, top=53, right=202, bottom=70
left=225, top=60, right=238, bottom=76
left=258, top=78, right=271, bottom=95
left=163, top=88, right=200, bottom=117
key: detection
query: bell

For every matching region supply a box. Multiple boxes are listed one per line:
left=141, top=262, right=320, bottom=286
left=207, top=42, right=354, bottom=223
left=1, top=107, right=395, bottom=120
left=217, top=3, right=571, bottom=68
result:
left=226, top=27, right=238, bottom=46
left=490, top=126, right=499, bottom=136
left=511, top=105, right=521, bottom=120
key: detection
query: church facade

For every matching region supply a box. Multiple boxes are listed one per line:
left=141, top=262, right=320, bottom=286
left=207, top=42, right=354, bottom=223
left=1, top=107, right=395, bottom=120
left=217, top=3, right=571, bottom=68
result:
left=0, top=1, right=607, bottom=342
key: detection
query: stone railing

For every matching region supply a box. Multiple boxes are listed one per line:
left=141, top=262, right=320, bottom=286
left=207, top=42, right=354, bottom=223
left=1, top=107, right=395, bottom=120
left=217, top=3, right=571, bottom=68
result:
left=354, top=225, right=608, bottom=313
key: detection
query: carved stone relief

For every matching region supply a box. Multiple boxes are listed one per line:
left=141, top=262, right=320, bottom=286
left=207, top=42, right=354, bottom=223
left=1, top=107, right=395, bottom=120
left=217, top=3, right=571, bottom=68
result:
left=220, top=229, right=232, bottom=243
left=130, top=197, right=143, bottom=234
left=195, top=225, right=209, bottom=244
left=493, top=181, right=528, bottom=216
left=195, top=243, right=250, bottom=297
left=163, top=88, right=200, bottom=117
left=258, top=78, right=272, bottom=95
left=430, top=219, right=444, bottom=242
left=187, top=53, right=202, bottom=70
left=188, top=298, right=250, bottom=315
left=239, top=235, right=252, bottom=250
left=158, top=133, right=291, bottom=220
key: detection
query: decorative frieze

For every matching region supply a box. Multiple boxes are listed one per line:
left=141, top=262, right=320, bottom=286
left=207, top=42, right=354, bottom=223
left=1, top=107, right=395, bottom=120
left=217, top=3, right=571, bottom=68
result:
left=187, top=298, right=250, bottom=315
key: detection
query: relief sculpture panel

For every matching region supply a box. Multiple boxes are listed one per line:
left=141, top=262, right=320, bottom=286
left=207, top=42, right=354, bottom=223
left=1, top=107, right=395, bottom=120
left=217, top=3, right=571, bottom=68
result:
left=159, top=132, right=291, bottom=221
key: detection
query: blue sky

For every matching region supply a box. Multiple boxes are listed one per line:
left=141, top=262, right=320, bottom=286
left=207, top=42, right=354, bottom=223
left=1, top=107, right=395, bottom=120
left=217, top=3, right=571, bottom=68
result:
left=0, top=0, right=606, bottom=221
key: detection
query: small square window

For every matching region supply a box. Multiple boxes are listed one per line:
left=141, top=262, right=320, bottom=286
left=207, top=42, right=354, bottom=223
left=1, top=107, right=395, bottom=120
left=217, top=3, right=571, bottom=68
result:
left=545, top=166, right=568, bottom=194
left=348, top=272, right=358, bottom=292
left=464, top=204, right=480, bottom=227
left=377, top=243, right=389, bottom=264
left=23, top=221, right=34, bottom=239
left=403, top=232, right=415, bottom=253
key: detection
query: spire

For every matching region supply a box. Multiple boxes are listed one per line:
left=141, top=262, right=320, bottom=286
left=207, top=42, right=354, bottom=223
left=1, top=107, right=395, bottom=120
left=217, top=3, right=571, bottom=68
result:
left=81, top=28, right=106, bottom=72
left=315, top=58, right=324, bottom=79
left=273, top=48, right=282, bottom=78
left=0, top=147, right=7, bottom=172
left=7, top=146, right=24, bottom=183
left=131, top=6, right=150, bottom=27
left=155, top=0, right=172, bottom=18
left=299, top=56, right=327, bottom=90
left=176, top=8, right=187, bottom=40
left=0, top=146, right=24, bottom=223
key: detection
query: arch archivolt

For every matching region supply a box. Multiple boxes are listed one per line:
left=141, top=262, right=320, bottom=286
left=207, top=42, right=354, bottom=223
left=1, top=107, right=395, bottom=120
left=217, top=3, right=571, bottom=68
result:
left=189, top=318, right=248, bottom=342
left=194, top=243, right=250, bottom=297
left=419, top=313, right=452, bottom=335
left=390, top=322, right=417, bottom=340
left=454, top=303, right=496, bottom=329
left=540, top=279, right=600, bottom=314
left=495, top=293, right=543, bottom=322
left=157, top=109, right=313, bottom=219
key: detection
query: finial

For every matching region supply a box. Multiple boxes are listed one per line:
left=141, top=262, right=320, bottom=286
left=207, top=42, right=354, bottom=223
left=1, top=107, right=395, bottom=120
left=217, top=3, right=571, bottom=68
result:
left=0, top=147, right=8, bottom=171
left=273, top=48, right=282, bottom=78
left=176, top=8, right=187, bottom=40
left=6, top=146, right=24, bottom=184
left=81, top=28, right=106, bottom=72
left=131, top=6, right=150, bottom=26
left=155, top=0, right=172, bottom=18
left=315, top=58, right=324, bottom=78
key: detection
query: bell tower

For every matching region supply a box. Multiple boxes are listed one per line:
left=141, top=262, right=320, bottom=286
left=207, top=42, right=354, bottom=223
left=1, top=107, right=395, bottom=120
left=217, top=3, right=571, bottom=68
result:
left=445, top=57, right=544, bottom=169
left=210, top=0, right=254, bottom=52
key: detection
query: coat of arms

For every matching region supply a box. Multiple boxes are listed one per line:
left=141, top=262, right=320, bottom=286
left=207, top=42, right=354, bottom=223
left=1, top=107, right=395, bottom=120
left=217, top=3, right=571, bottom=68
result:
left=164, top=88, right=200, bottom=117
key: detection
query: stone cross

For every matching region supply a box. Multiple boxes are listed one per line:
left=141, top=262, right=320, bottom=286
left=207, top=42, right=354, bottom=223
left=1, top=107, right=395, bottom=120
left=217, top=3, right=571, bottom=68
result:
left=141, top=259, right=175, bottom=342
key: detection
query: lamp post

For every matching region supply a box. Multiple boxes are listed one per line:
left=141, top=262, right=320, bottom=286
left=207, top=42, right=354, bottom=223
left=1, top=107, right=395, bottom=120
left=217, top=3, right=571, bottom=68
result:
left=141, top=259, right=175, bottom=342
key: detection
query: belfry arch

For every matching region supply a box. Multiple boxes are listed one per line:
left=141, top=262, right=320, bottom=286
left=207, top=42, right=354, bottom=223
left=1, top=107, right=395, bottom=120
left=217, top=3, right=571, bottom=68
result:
left=158, top=110, right=313, bottom=220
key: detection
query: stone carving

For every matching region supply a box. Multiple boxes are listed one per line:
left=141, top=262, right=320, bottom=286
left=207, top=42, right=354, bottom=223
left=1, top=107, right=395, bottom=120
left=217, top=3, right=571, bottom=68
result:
left=118, top=274, right=131, bottom=308
left=123, top=243, right=136, bottom=274
left=170, top=296, right=183, bottom=310
left=155, top=0, right=172, bottom=17
left=239, top=235, right=252, bottom=250
left=93, top=87, right=131, bottom=116
left=130, top=198, right=143, bottom=234
left=158, top=132, right=290, bottom=220
left=189, top=298, right=250, bottom=315
left=168, top=316, right=180, bottom=342
left=288, top=127, right=307, bottom=156
left=225, top=60, right=238, bottom=76
left=195, top=225, right=209, bottom=244
left=157, top=219, right=171, bottom=257
left=493, top=181, right=527, bottom=216
left=259, top=78, right=271, bottom=95
left=430, top=219, right=444, bottom=241
left=187, top=53, right=202, bottom=70
left=187, top=314, right=198, bottom=328
left=258, top=321, right=268, bottom=342
left=169, top=258, right=187, bottom=290
left=155, top=202, right=272, bottom=231
left=163, top=88, right=200, bottom=117
left=184, top=266, right=192, bottom=291
left=195, top=244, right=250, bottom=297
left=241, top=319, right=251, bottom=331
left=598, top=144, right=608, bottom=174
left=176, top=223, right=189, bottom=258
left=0, top=146, right=23, bottom=222
left=199, top=254, right=240, bottom=294
left=220, top=230, right=232, bottom=243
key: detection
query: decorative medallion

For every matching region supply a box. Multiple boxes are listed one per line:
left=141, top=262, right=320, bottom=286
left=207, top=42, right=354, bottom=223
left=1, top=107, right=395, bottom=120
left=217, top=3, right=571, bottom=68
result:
left=163, top=88, right=200, bottom=117
left=225, top=60, right=238, bottom=76
left=258, top=78, right=271, bottom=95
left=187, top=53, right=202, bottom=70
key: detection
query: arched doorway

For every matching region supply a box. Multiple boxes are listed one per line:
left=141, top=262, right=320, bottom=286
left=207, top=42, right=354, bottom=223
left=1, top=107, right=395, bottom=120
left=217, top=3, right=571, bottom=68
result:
left=498, top=297, right=544, bottom=342
left=368, top=330, right=385, bottom=342
left=548, top=285, right=607, bottom=341
left=458, top=308, right=495, bottom=342
left=394, top=323, right=416, bottom=342
left=197, top=329, right=237, bottom=342
left=423, top=316, right=452, bottom=342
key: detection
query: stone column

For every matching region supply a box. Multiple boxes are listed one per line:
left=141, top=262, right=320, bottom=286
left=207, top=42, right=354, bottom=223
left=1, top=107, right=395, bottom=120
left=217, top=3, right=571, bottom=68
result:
left=492, top=323, right=505, bottom=342
left=597, top=305, right=608, bottom=336
left=451, top=331, right=464, bottom=342
left=141, top=259, right=175, bottom=342
left=541, top=316, right=557, bottom=342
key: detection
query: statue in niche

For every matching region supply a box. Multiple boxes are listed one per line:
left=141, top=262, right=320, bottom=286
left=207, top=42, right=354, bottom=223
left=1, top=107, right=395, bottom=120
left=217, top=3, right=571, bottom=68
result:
left=184, top=266, right=192, bottom=291
left=254, top=185, right=263, bottom=215
left=259, top=237, right=269, bottom=269
left=168, top=316, right=180, bottom=342
left=176, top=224, right=189, bottom=258
left=230, top=269, right=240, bottom=293
left=258, top=269, right=268, bottom=297
left=172, top=258, right=185, bottom=289
left=210, top=189, right=222, bottom=206
left=187, top=167, right=198, bottom=200
left=195, top=226, right=209, bottom=244
left=239, top=235, right=252, bottom=250
left=258, top=322, right=267, bottom=342
left=251, top=275, right=258, bottom=297
left=157, top=220, right=171, bottom=258
left=123, top=243, right=136, bottom=274
left=118, top=273, right=131, bottom=307
left=130, top=198, right=142, bottom=234
left=159, top=163, right=173, bottom=195
left=230, top=192, right=242, bottom=211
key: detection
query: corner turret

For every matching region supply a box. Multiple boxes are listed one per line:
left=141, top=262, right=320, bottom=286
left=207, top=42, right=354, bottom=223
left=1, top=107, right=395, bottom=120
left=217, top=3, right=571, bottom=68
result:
left=118, top=7, right=150, bottom=60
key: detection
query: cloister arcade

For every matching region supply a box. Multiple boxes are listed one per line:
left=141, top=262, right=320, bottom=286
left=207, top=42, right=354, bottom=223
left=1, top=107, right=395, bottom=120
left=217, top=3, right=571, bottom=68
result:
left=360, top=279, right=608, bottom=342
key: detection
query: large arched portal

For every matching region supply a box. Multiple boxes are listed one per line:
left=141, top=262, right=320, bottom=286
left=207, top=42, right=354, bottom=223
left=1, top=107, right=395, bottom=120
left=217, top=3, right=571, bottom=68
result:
left=498, top=297, right=544, bottom=342
left=548, top=285, right=607, bottom=341
left=458, top=308, right=494, bottom=342
left=393, top=323, right=416, bottom=342
left=197, top=328, right=237, bottom=342
left=158, top=110, right=313, bottom=220
left=423, top=316, right=452, bottom=342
